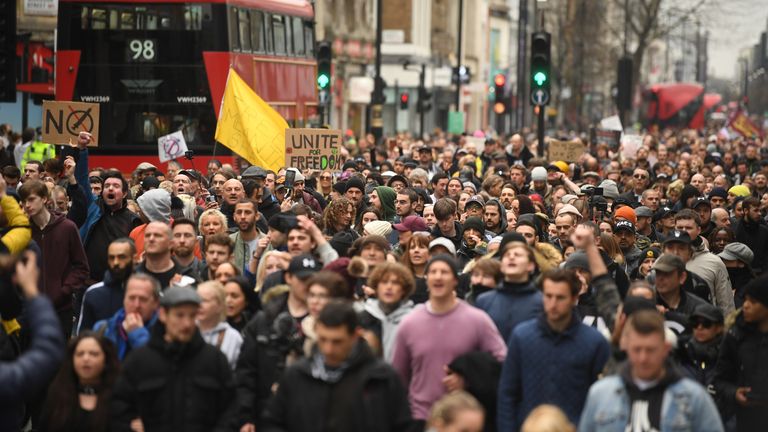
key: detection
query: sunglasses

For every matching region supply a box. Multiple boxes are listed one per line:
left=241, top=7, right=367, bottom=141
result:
left=691, top=320, right=714, bottom=329
left=320, top=175, right=332, bottom=180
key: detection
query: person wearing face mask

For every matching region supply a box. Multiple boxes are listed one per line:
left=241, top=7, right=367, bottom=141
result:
left=466, top=258, right=502, bottom=305
left=717, top=242, right=755, bottom=309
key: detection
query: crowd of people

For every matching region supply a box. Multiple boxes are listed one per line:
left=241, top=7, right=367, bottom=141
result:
left=0, top=124, right=767, bottom=432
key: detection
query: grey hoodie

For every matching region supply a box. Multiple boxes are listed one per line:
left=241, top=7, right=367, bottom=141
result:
left=136, top=188, right=171, bottom=223
left=362, top=299, right=414, bottom=362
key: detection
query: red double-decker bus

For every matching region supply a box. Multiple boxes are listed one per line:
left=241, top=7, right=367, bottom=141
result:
left=642, top=83, right=722, bottom=130
left=56, top=0, right=317, bottom=171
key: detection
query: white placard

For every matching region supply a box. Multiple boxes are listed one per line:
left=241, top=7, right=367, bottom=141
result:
left=158, top=131, right=188, bottom=163
left=600, top=115, right=624, bottom=132
left=621, top=134, right=643, bottom=160
left=24, top=0, right=58, bottom=16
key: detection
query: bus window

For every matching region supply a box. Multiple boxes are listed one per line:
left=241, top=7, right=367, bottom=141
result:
left=272, top=15, right=286, bottom=55
left=81, top=7, right=89, bottom=29
left=285, top=16, right=294, bottom=55
left=228, top=7, right=240, bottom=51
left=185, top=6, right=203, bottom=31
left=250, top=10, right=265, bottom=53
left=121, top=11, right=135, bottom=30
left=292, top=17, right=304, bottom=56
left=304, top=21, right=314, bottom=57
left=91, top=8, right=107, bottom=29
left=238, top=9, right=251, bottom=52
left=264, top=13, right=274, bottom=53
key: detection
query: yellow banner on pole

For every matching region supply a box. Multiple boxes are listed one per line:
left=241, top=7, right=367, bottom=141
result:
left=215, top=69, right=288, bottom=172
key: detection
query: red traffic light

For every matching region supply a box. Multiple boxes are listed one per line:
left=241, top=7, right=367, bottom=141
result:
left=400, top=93, right=409, bottom=103
left=494, top=74, right=506, bottom=87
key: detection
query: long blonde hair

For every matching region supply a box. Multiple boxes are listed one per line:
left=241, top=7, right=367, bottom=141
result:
left=521, top=405, right=575, bottom=432
left=255, top=250, right=283, bottom=292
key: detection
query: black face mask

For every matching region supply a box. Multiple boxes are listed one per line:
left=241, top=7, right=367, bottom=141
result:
left=727, top=266, right=750, bottom=282
left=471, top=283, right=495, bottom=295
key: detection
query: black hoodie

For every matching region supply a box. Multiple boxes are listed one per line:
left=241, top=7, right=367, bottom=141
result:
left=621, top=361, right=683, bottom=431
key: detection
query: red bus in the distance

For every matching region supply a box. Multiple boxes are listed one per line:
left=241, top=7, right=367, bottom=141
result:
left=56, top=0, right=318, bottom=172
left=642, top=83, right=722, bottom=131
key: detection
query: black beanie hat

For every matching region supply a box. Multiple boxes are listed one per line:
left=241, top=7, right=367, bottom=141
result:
left=496, top=232, right=527, bottom=258
left=345, top=177, right=365, bottom=193
left=745, top=275, right=768, bottom=307
left=425, top=254, right=460, bottom=280
left=463, top=217, right=485, bottom=235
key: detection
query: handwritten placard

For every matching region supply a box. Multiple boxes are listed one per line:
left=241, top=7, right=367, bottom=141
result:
left=548, top=139, right=585, bottom=162
left=285, top=129, right=343, bottom=171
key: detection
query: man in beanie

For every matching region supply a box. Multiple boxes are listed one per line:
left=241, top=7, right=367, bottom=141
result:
left=112, top=285, right=236, bottom=430
left=456, top=216, right=488, bottom=267
left=392, top=255, right=506, bottom=424
left=709, top=187, right=728, bottom=209
left=715, top=274, right=768, bottom=431
left=529, top=166, right=551, bottom=201
left=344, top=176, right=367, bottom=221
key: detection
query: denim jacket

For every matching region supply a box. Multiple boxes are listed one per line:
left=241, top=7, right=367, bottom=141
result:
left=578, top=374, right=724, bottom=432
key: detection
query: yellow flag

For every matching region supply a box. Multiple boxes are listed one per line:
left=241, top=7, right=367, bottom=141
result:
left=215, top=69, right=288, bottom=172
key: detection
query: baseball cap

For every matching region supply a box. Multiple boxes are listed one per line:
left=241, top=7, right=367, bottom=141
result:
left=465, top=195, right=486, bottom=209
left=177, top=169, right=202, bottom=183
left=393, top=215, right=429, bottom=233
left=691, top=197, right=711, bottom=209
left=653, top=206, right=675, bottom=223
left=635, top=206, right=653, bottom=218
left=288, top=254, right=322, bottom=279
left=160, top=286, right=201, bottom=308
left=663, top=230, right=691, bottom=246
left=690, top=303, right=724, bottom=324
left=429, top=237, right=457, bottom=256
left=613, top=220, right=636, bottom=234
left=137, top=162, right=157, bottom=171
left=417, top=145, right=431, bottom=153
left=718, top=242, right=754, bottom=265
left=653, top=254, right=686, bottom=273
left=268, top=213, right=299, bottom=233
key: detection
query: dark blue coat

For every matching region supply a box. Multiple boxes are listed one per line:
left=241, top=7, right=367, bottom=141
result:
left=497, top=315, right=609, bottom=431
left=0, top=297, right=65, bottom=431
left=475, top=281, right=543, bottom=343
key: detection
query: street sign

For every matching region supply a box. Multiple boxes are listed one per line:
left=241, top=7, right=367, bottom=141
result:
left=42, top=100, right=100, bottom=146
left=530, top=89, right=549, bottom=106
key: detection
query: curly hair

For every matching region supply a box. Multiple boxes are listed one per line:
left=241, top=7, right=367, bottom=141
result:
left=323, top=197, right=354, bottom=235
left=367, top=261, right=416, bottom=300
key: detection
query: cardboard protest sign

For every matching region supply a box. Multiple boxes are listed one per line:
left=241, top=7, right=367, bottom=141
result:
left=595, top=128, right=622, bottom=150
left=548, top=139, right=585, bottom=162
left=42, top=100, right=99, bottom=146
left=464, top=136, right=485, bottom=154
left=621, top=134, right=643, bottom=161
left=285, top=129, right=343, bottom=171
left=158, top=131, right=189, bottom=163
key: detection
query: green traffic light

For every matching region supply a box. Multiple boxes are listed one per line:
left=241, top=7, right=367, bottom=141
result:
left=317, top=74, right=330, bottom=89
left=533, top=71, right=547, bottom=86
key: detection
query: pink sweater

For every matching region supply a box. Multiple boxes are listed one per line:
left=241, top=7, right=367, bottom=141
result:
left=391, top=300, right=507, bottom=419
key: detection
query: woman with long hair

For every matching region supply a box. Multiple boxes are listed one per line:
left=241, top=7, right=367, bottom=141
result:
left=253, top=250, right=290, bottom=293
left=400, top=233, right=431, bottom=303
left=599, top=232, right=625, bottom=266
left=40, top=332, right=120, bottom=432
left=356, top=206, right=382, bottom=236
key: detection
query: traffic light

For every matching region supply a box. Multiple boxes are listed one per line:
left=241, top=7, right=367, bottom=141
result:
left=0, top=1, right=17, bottom=102
left=316, top=41, right=332, bottom=90
left=452, top=65, right=471, bottom=85
left=399, top=92, right=409, bottom=109
left=530, top=32, right=551, bottom=94
left=493, top=73, right=506, bottom=114
left=616, top=57, right=633, bottom=111
left=417, top=87, right=432, bottom=113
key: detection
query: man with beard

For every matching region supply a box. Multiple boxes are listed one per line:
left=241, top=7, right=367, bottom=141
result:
left=135, top=221, right=196, bottom=289
left=499, top=186, right=516, bottom=211
left=613, top=220, right=643, bottom=277
left=484, top=198, right=507, bottom=237
left=76, top=238, right=137, bottom=333
left=76, top=133, right=141, bottom=283
left=395, top=188, right=418, bottom=219
left=172, top=218, right=205, bottom=280
left=230, top=199, right=266, bottom=275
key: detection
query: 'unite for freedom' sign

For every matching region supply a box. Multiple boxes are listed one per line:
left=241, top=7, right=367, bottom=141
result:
left=285, top=129, right=343, bottom=171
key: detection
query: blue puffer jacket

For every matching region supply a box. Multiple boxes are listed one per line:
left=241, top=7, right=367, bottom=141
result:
left=94, top=308, right=157, bottom=360
left=475, top=280, right=542, bottom=343
left=0, top=297, right=65, bottom=431
left=578, top=369, right=724, bottom=432
left=497, top=315, right=609, bottom=431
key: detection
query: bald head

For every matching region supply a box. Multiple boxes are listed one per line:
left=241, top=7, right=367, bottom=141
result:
left=690, top=174, right=706, bottom=193
left=222, top=179, right=245, bottom=205
left=711, top=207, right=730, bottom=228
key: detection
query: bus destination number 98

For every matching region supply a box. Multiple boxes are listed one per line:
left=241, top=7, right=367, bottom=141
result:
left=127, top=39, right=157, bottom=62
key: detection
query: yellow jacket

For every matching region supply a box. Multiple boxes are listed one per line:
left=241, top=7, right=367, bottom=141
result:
left=0, top=195, right=31, bottom=255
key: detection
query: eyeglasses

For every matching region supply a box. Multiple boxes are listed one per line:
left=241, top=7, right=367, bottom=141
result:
left=692, top=320, right=714, bottom=329
left=320, top=175, right=332, bottom=180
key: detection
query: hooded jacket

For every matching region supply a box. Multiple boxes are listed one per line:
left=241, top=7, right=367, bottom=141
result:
left=260, top=340, right=414, bottom=432
left=31, top=212, right=90, bottom=311
left=374, top=186, right=397, bottom=222
left=359, top=299, right=414, bottom=362
left=475, top=280, right=543, bottom=343
left=484, top=199, right=508, bottom=236
left=430, top=220, right=463, bottom=250
left=111, top=325, right=236, bottom=432
left=732, top=217, right=768, bottom=274
left=94, top=308, right=158, bottom=360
